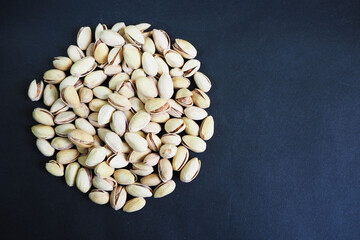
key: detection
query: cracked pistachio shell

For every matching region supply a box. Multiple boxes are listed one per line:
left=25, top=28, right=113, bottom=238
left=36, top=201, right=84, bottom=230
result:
left=142, top=52, right=158, bottom=76
left=184, top=106, right=208, bottom=120
left=140, top=173, right=162, bottom=187
left=128, top=110, right=151, bottom=132
left=164, top=118, right=185, bottom=134
left=124, top=132, right=148, bottom=152
left=79, top=87, right=93, bottom=103
left=158, top=73, right=174, bottom=100
left=114, top=169, right=137, bottom=185
left=98, top=104, right=115, bottom=125
left=87, top=112, right=102, bottom=128
left=85, top=147, right=107, bottom=167
left=192, top=89, right=210, bottom=108
left=172, top=76, right=190, bottom=89
left=106, top=95, right=130, bottom=113
left=107, top=153, right=128, bottom=168
left=93, top=86, right=112, bottom=99
left=122, top=61, right=133, bottom=75
left=54, top=111, right=76, bottom=124
left=36, top=139, right=55, bottom=157
left=93, top=176, right=116, bottom=191
left=154, top=54, right=169, bottom=76
left=75, top=118, right=96, bottom=135
left=100, top=30, right=125, bottom=47
left=145, top=98, right=170, bottom=114
left=43, top=69, right=66, bottom=84
left=123, top=44, right=142, bottom=69
left=59, top=76, right=82, bottom=92
left=116, top=80, right=135, bottom=98
left=126, top=183, right=152, bottom=198
left=60, top=85, right=81, bottom=108
left=72, top=102, right=89, bottom=118
left=150, top=112, right=170, bottom=123
left=128, top=148, right=151, bottom=163
left=94, top=162, right=114, bottom=178
left=169, top=68, right=184, bottom=77
left=143, top=153, right=160, bottom=167
left=136, top=23, right=151, bottom=32
left=159, top=144, right=177, bottom=159
left=53, top=56, right=72, bottom=71
left=43, top=84, right=58, bottom=107
left=78, top=155, right=94, bottom=169
left=129, top=97, right=145, bottom=112
left=135, top=76, right=158, bottom=98
left=104, top=63, right=122, bottom=75
left=28, top=79, right=44, bottom=101
left=45, top=160, right=64, bottom=177
left=51, top=137, right=74, bottom=150
left=86, top=42, right=94, bottom=57
left=131, top=68, right=146, bottom=80
left=104, top=131, right=123, bottom=154
left=67, top=45, right=85, bottom=62
left=97, top=128, right=112, bottom=142
left=183, top=117, right=200, bottom=135
left=68, top=129, right=94, bottom=148
left=182, top=59, right=200, bottom=77
left=31, top=124, right=55, bottom=139
left=158, top=158, right=173, bottom=182
left=89, top=189, right=110, bottom=205
left=95, top=23, right=107, bottom=40
left=161, top=133, right=181, bottom=146
left=175, top=88, right=193, bottom=107
left=172, top=146, right=189, bottom=171
left=142, top=122, right=161, bottom=134
left=32, top=108, right=54, bottom=126
left=50, top=98, right=69, bottom=115
left=173, top=38, right=197, bottom=59
left=111, top=22, right=125, bottom=33
left=77, top=26, right=92, bottom=50
left=77, top=146, right=88, bottom=155
left=152, top=29, right=170, bottom=54
left=142, top=37, right=155, bottom=54
left=56, top=149, right=80, bottom=164
left=65, top=162, right=80, bottom=187
left=108, top=73, right=130, bottom=90
left=84, top=70, right=107, bottom=89
left=194, top=72, right=212, bottom=92
left=131, top=162, right=153, bottom=176
left=110, top=185, right=127, bottom=210
left=164, top=49, right=184, bottom=68
left=108, top=47, right=122, bottom=65
left=182, top=135, right=206, bottom=153
left=153, top=180, right=176, bottom=198
left=168, top=99, right=184, bottom=118
left=110, top=111, right=128, bottom=136
left=94, top=41, right=109, bottom=64
left=89, top=99, right=107, bottom=112
left=180, top=157, right=201, bottom=183
left=54, top=123, right=75, bottom=137
left=200, top=116, right=214, bottom=140
left=125, top=25, right=145, bottom=46
left=70, top=56, right=96, bottom=77
left=76, top=168, right=92, bottom=193
left=123, top=197, right=146, bottom=213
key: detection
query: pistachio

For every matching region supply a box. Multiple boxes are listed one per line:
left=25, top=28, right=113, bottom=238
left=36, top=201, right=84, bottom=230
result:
left=65, top=162, right=80, bottom=187
left=78, top=87, right=93, bottom=103
left=111, top=22, right=125, bottom=33
left=131, top=162, right=153, bottom=176
left=59, top=76, right=82, bottom=92
left=108, top=93, right=131, bottom=111
left=43, top=84, right=58, bottom=107
left=161, top=133, right=181, bottom=146
left=36, top=139, right=55, bottom=157
left=78, top=155, right=94, bottom=169
left=141, top=122, right=161, bottom=134
left=85, top=147, right=107, bottom=167
left=159, top=144, right=177, bottom=159
left=124, top=25, right=145, bottom=46
left=110, top=185, right=127, bottom=210
left=164, top=118, right=185, bottom=134
left=114, top=169, right=137, bottom=185
left=93, top=176, right=116, bottom=191
left=70, top=56, right=96, bottom=77
left=122, top=61, right=133, bottom=75
left=172, top=146, right=189, bottom=171
left=77, top=146, right=89, bottom=155
left=77, top=26, right=92, bottom=50
left=143, top=153, right=160, bottom=167
left=182, top=117, right=200, bottom=135
left=68, top=129, right=94, bottom=148
left=110, top=111, right=128, bottom=136
left=136, top=23, right=151, bottom=32
left=182, top=59, right=200, bottom=77
left=153, top=180, right=176, bottom=198
left=108, top=73, right=129, bottom=90
left=107, top=153, right=129, bottom=168
left=75, top=118, right=96, bottom=135
left=135, top=76, right=158, bottom=98
left=107, top=47, right=122, bottom=65
left=175, top=88, right=193, bottom=107
left=142, top=52, right=158, bottom=76
left=158, top=73, right=174, bottom=100
left=192, top=89, right=210, bottom=108
left=56, top=149, right=80, bottom=164
left=154, top=54, right=169, bottom=76
left=100, top=30, right=125, bottom=47
left=53, top=56, right=72, bottom=71
left=168, top=99, right=184, bottom=118
left=169, top=68, right=184, bottom=77
left=129, top=97, right=145, bottom=112
left=54, top=123, right=75, bottom=137
left=152, top=29, right=170, bottom=54
left=194, top=72, right=212, bottom=92
left=94, top=42, right=109, bottom=64
left=54, top=111, right=77, bottom=124
left=124, top=132, right=148, bottom=152
left=50, top=98, right=69, bottom=115
left=140, top=173, right=162, bottom=187
left=200, top=116, right=214, bottom=140
left=184, top=106, right=208, bottom=120
left=123, top=197, right=146, bottom=213
left=89, top=189, right=110, bottom=205
left=146, top=133, right=162, bottom=152
left=89, top=99, right=107, bottom=112
left=123, top=44, right=142, bottom=69
left=116, top=80, right=135, bottom=98
left=97, top=104, right=115, bottom=125
left=131, top=68, right=146, bottom=80
left=86, top=42, right=94, bottom=57
left=76, top=167, right=92, bottom=193
left=93, top=86, right=112, bottom=99
left=45, top=160, right=64, bottom=177
left=28, top=79, right=44, bottom=101
left=142, top=37, right=155, bottom=54
left=145, top=98, right=170, bottom=114
left=104, top=64, right=122, bottom=76
left=127, top=148, right=151, bottom=163
left=95, top=23, right=107, bottom=40
left=94, top=162, right=114, bottom=178
left=173, top=38, right=197, bottom=59
left=32, top=108, right=54, bottom=126
left=83, top=70, right=107, bottom=89
left=128, top=110, right=151, bottom=132
left=31, top=124, right=55, bottom=139
left=43, top=69, right=66, bottom=84
left=67, top=45, right=85, bottom=62
left=60, top=85, right=81, bottom=108
left=172, top=76, right=190, bottom=89
left=104, top=131, right=123, bottom=153
left=164, top=49, right=184, bottom=68
left=51, top=137, right=74, bottom=150
left=126, top=183, right=152, bottom=198
left=182, top=135, right=206, bottom=153
left=180, top=157, right=201, bottom=183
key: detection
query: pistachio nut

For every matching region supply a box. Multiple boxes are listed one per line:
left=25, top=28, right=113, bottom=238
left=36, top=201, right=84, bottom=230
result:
left=76, top=26, right=92, bottom=50
left=124, top=25, right=145, bottom=46
left=32, top=108, right=54, bottom=126
left=172, top=146, right=189, bottom=171
left=68, top=129, right=94, bottom=148
left=84, top=70, right=107, bottom=88
left=53, top=56, right=72, bottom=71
left=67, top=45, right=85, bottom=62
left=169, top=67, right=184, bottom=77
left=94, top=41, right=109, bottom=64
left=110, top=111, right=128, bottom=136
left=164, top=118, right=185, bottom=134
left=94, top=161, right=114, bottom=178
left=78, top=87, right=93, bottom=103
left=107, top=47, right=122, bottom=65
left=140, top=173, right=162, bottom=187
left=76, top=167, right=92, bottom=193
left=126, top=183, right=152, bottom=198
left=142, top=153, right=160, bottom=167
left=107, top=153, right=129, bottom=168
left=75, top=118, right=96, bottom=135
left=85, top=147, right=107, bottom=167
left=145, top=98, right=170, bottom=114
left=182, top=135, right=206, bottom=153
left=123, top=197, right=146, bottom=213
left=175, top=88, right=193, bottom=107
left=50, top=98, right=69, bottom=115
left=59, top=76, right=82, bottom=92
left=86, top=42, right=94, bottom=57
left=182, top=117, right=200, bottom=135
left=135, top=76, right=158, bottom=98
left=200, top=116, right=214, bottom=140
left=142, top=37, right=155, bottom=54
left=158, top=158, right=173, bottom=182
left=43, top=84, right=59, bottom=107
left=164, top=49, right=184, bottom=68
left=65, top=162, right=80, bottom=187
left=128, top=110, right=151, bottom=132
left=51, top=137, right=74, bottom=150
left=146, top=133, right=162, bottom=152
left=56, top=149, right=80, bottom=164
left=127, top=148, right=151, bottom=163
left=70, top=56, right=96, bottom=77
left=104, top=131, right=123, bottom=153
left=192, top=89, right=210, bottom=109
left=28, top=79, right=44, bottom=101
left=77, top=146, right=89, bottom=155
left=31, top=124, right=55, bottom=139
left=136, top=23, right=151, bottom=32
left=180, top=157, right=201, bottom=183
left=152, top=29, right=170, bottom=54
left=110, top=185, right=127, bottom=210
left=100, top=30, right=125, bottom=47
left=78, top=155, right=94, bottom=169
left=131, top=162, right=153, bottom=176
left=54, top=123, right=75, bottom=137
left=116, top=80, right=135, bottom=98
left=129, top=97, right=145, bottom=113
left=45, top=160, right=64, bottom=177
left=60, top=85, right=81, bottom=108
left=154, top=54, right=169, bottom=76
left=173, top=38, right=197, bottom=59
left=142, top=52, right=158, bottom=76
left=43, top=69, right=66, bottom=84
left=161, top=133, right=181, bottom=146
left=182, top=59, right=200, bottom=77
left=108, top=93, right=131, bottom=111
left=131, top=68, right=146, bottom=80
left=153, top=180, right=176, bottom=198
left=114, top=169, right=137, bottom=185
left=36, top=139, right=55, bottom=157
left=108, top=73, right=130, bottom=90
left=89, top=189, right=110, bottom=205
left=95, top=23, right=107, bottom=40
left=54, top=111, right=77, bottom=124
left=184, top=106, right=208, bottom=120
left=141, top=122, right=161, bottom=134
left=159, top=144, right=177, bottom=159
left=193, top=72, right=212, bottom=92
left=172, top=76, right=190, bottom=89
left=168, top=99, right=184, bottom=118
left=158, top=73, right=174, bottom=100
left=124, top=132, right=148, bottom=152
left=104, top=64, right=122, bottom=76
left=122, top=61, right=133, bottom=75
left=93, top=176, right=116, bottom=191
left=97, top=104, right=115, bottom=125
left=123, top=44, right=142, bottom=69
left=89, top=99, right=107, bottom=112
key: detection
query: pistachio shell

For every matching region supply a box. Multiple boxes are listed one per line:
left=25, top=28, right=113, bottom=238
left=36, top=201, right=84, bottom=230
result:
left=104, top=131, right=123, bottom=154
left=67, top=45, right=85, bottom=62
left=84, top=70, right=107, bottom=89
left=54, top=111, right=77, bottom=124
left=193, top=72, right=212, bottom=92
left=182, top=135, right=206, bottom=153
left=180, top=157, right=201, bottom=183
left=131, top=162, right=153, bottom=176
left=141, top=122, right=161, bottom=134
left=70, top=56, right=96, bottom=77
left=93, top=176, right=116, bottom=191
left=85, top=147, right=107, bottom=167
left=43, top=84, right=58, bottom=106
left=53, top=56, right=73, bottom=71
left=145, top=98, right=170, bottom=114
left=89, top=189, right=110, bottom=205
left=98, top=104, right=115, bottom=125
left=28, top=80, right=44, bottom=101
left=200, top=116, right=214, bottom=140
left=125, top=183, right=152, bottom=198
left=100, top=30, right=125, bottom=47
left=77, top=26, right=92, bottom=50
left=142, top=37, right=155, bottom=54
left=50, top=98, right=69, bottom=115
left=61, top=85, right=81, bottom=108
left=158, top=158, right=173, bottom=182
left=192, top=89, right=210, bottom=108
left=32, top=108, right=54, bottom=126
left=76, top=168, right=92, bottom=193
left=164, top=49, right=184, bottom=68
left=95, top=23, right=108, bottom=40
left=161, top=133, right=181, bottom=146
left=31, top=124, right=55, bottom=139
left=159, top=144, right=177, bottom=159
left=124, top=132, right=148, bottom=152
left=114, top=169, right=137, bottom=185
left=135, top=76, right=158, bottom=98
left=54, top=123, right=75, bottom=137
left=36, top=139, right=55, bottom=157
left=128, top=110, right=151, bottom=132
left=153, top=180, right=176, bottom=198
left=142, top=52, right=158, bottom=76
left=94, top=162, right=114, bottom=178
left=164, top=118, right=185, bottom=134
left=110, top=111, right=128, bottom=136
left=45, top=160, right=64, bottom=177
left=43, top=69, right=66, bottom=84
left=94, top=42, right=109, bottom=64
left=108, top=73, right=130, bottom=90
left=127, top=148, right=151, bottom=163
left=93, top=86, right=112, bottom=99
left=123, top=197, right=146, bottom=213
left=56, top=149, right=79, bottom=164
left=173, top=38, right=197, bottom=59
left=59, top=76, right=82, bottom=92
left=172, top=76, right=190, bottom=89
left=182, top=59, right=200, bottom=77
left=152, top=29, right=170, bottom=54
left=124, top=25, right=145, bottom=46
left=172, top=146, right=189, bottom=171
left=107, top=153, right=129, bottom=168
left=158, top=73, right=174, bottom=100
left=182, top=117, right=200, bottom=135
left=140, top=173, right=162, bottom=187
left=110, top=185, right=127, bottom=210
left=184, top=106, right=208, bottom=120
left=51, top=137, right=74, bottom=150
left=65, top=162, right=80, bottom=187
left=68, top=129, right=94, bottom=148
left=123, top=44, right=142, bottom=70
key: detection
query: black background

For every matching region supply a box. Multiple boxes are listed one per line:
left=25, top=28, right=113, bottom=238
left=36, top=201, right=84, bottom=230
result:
left=1, top=0, right=360, bottom=239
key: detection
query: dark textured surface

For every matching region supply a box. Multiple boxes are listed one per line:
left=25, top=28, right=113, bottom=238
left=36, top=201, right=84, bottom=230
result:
left=1, top=0, right=360, bottom=239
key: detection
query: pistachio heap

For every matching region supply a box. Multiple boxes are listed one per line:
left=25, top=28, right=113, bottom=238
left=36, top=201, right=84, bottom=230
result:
left=28, top=22, right=213, bottom=213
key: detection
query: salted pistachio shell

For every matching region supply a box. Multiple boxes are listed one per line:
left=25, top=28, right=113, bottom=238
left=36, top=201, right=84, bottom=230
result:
left=123, top=44, right=142, bottom=69
left=53, top=56, right=72, bottom=71
left=131, top=162, right=153, bottom=176
left=125, top=25, right=145, bottom=46
left=131, top=68, right=146, bottom=80
left=122, top=61, right=133, bottom=75
left=68, top=129, right=94, bottom=148
left=182, top=135, right=206, bottom=153
left=145, top=98, right=170, bottom=114
left=184, top=106, right=208, bottom=120
left=83, top=70, right=107, bottom=89
left=135, top=76, right=158, bottom=98
left=200, top=116, right=214, bottom=140
left=127, top=148, right=151, bottom=163
left=54, top=123, right=75, bottom=137
left=77, top=26, right=92, bottom=50
left=168, top=99, right=183, bottom=118
left=59, top=76, right=82, bottom=92
left=153, top=180, right=176, bottom=198
left=175, top=88, right=193, bottom=107
left=116, top=80, right=135, bottom=98
left=164, top=49, right=184, bottom=68
left=94, top=42, right=109, bottom=64
left=110, top=185, right=127, bottom=210
left=94, top=162, right=114, bottom=178
left=104, top=131, right=123, bottom=153
left=142, top=37, right=155, bottom=54
left=76, top=168, right=92, bottom=193
left=104, top=64, right=122, bottom=76
left=89, top=99, right=107, bottom=112
left=172, top=146, right=189, bottom=171
left=97, top=127, right=113, bottom=142
left=75, top=118, right=96, bottom=135
left=114, top=169, right=137, bottom=185
left=87, top=113, right=102, bottom=128
left=107, top=153, right=129, bottom=168
left=173, top=38, right=197, bottom=59
left=32, top=108, right=54, bottom=126
left=108, top=93, right=131, bottom=111
left=89, top=189, right=110, bottom=205
left=43, top=69, right=66, bottom=84
left=169, top=68, right=184, bottom=77
left=150, top=112, right=170, bottom=123
left=161, top=133, right=181, bottom=146
left=123, top=197, right=146, bottom=213
left=31, top=124, right=55, bottom=139
left=126, top=183, right=152, bottom=198
left=93, top=86, right=112, bottom=99
left=172, top=76, right=190, bottom=89
left=152, top=29, right=170, bottom=54
left=54, top=111, right=76, bottom=124
left=85, top=147, right=107, bottom=167
left=142, top=153, right=160, bottom=167
left=65, top=162, right=80, bottom=187
left=108, top=47, right=122, bottom=65
left=142, top=52, right=158, bottom=76
left=128, top=110, right=151, bottom=132
left=158, top=158, right=173, bottom=182
left=56, top=149, right=79, bottom=165
left=43, top=84, right=58, bottom=107
left=159, top=144, right=177, bottom=159
left=192, top=89, right=210, bottom=108
left=59, top=86, right=80, bottom=109
left=78, top=87, right=93, bottom=103
left=164, top=118, right=185, bottom=134
left=140, top=173, right=162, bottom=187
left=183, top=117, right=200, bottom=135
left=70, top=56, right=96, bottom=77
left=180, top=157, right=201, bottom=183
left=124, top=132, right=148, bottom=152
left=28, top=80, right=44, bottom=101
left=93, top=176, right=116, bottom=191
left=142, top=122, right=161, bottom=134
left=36, top=139, right=55, bottom=157
left=98, top=104, right=115, bottom=125
left=100, top=30, right=125, bottom=47
left=158, top=73, right=173, bottom=100
left=129, top=97, right=145, bottom=112
left=108, top=73, right=130, bottom=90
left=182, top=59, right=200, bottom=77
left=50, top=98, right=69, bottom=115
left=110, top=111, right=128, bottom=136
left=194, top=72, right=211, bottom=92
left=95, top=23, right=107, bottom=40
left=154, top=54, right=169, bottom=76
left=51, top=137, right=74, bottom=150
left=45, top=160, right=64, bottom=177
left=67, top=45, right=85, bottom=62
left=111, top=22, right=125, bottom=33
left=86, top=42, right=94, bottom=57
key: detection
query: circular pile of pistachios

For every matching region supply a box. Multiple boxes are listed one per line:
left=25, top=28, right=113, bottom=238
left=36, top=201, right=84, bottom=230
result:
left=28, top=22, right=213, bottom=213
